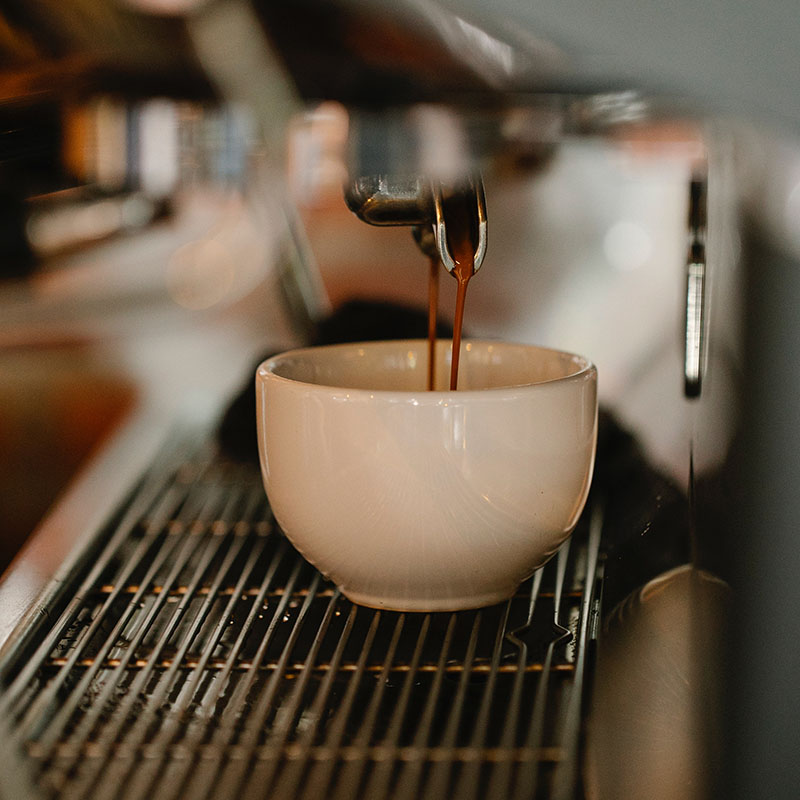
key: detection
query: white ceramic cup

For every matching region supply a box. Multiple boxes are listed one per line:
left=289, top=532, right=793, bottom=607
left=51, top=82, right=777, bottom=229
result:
left=256, top=339, right=597, bottom=611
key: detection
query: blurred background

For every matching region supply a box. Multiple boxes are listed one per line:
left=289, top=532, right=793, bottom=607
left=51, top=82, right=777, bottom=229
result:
left=1, top=4, right=800, bottom=796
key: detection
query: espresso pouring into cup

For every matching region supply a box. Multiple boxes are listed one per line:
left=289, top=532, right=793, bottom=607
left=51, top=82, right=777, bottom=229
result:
left=256, top=339, right=597, bottom=611
left=348, top=176, right=488, bottom=392
left=257, top=174, right=597, bottom=611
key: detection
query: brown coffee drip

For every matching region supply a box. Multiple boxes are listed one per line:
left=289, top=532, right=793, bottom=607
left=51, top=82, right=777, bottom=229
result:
left=427, top=254, right=440, bottom=391
left=443, top=194, right=478, bottom=390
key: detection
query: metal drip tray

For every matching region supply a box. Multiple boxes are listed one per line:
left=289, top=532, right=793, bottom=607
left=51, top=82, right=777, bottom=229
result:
left=0, top=434, right=602, bottom=800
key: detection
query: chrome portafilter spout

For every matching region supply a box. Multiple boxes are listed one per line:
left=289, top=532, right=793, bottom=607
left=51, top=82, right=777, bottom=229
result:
left=344, top=175, right=488, bottom=269
left=346, top=174, right=486, bottom=393
left=433, top=177, right=487, bottom=274
left=345, top=175, right=433, bottom=227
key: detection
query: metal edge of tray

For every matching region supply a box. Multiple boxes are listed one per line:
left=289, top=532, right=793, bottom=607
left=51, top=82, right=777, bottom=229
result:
left=0, top=394, right=222, bottom=664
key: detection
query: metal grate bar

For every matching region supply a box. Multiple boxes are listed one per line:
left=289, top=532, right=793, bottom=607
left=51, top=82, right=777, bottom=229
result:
left=95, top=489, right=252, bottom=799
left=70, top=494, right=255, bottom=765
left=179, top=553, right=305, bottom=800
left=16, top=483, right=206, bottom=748
left=86, top=586, right=574, bottom=601
left=362, top=613, right=433, bottom=799
left=132, top=511, right=278, bottom=800
left=211, top=571, right=324, bottom=799
left=452, top=600, right=514, bottom=800
left=114, top=490, right=267, bottom=800
left=0, top=438, right=211, bottom=697
left=391, top=612, right=458, bottom=800
left=267, top=601, right=359, bottom=800
left=421, top=611, right=483, bottom=799
left=550, top=503, right=603, bottom=800
left=1, top=464, right=199, bottom=730
left=170, top=539, right=296, bottom=800
left=330, top=614, right=407, bottom=800
left=40, top=657, right=570, bottom=674
left=299, top=610, right=382, bottom=799
left=512, top=541, right=572, bottom=800
left=487, top=568, right=546, bottom=800
left=0, top=437, right=602, bottom=800
left=38, top=483, right=231, bottom=756
left=238, top=584, right=343, bottom=797
left=61, top=482, right=252, bottom=800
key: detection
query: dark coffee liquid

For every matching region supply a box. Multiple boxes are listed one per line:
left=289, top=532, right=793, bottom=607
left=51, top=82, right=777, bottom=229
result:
left=444, top=196, right=477, bottom=391
left=449, top=246, right=473, bottom=390
left=427, top=254, right=439, bottom=391
left=424, top=193, right=478, bottom=391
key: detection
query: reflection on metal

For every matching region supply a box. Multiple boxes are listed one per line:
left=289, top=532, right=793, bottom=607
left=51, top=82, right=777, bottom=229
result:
left=345, top=175, right=434, bottom=226
left=684, top=175, right=708, bottom=398
left=0, top=433, right=601, bottom=799
left=685, top=260, right=706, bottom=394
left=586, top=565, right=729, bottom=800
left=434, top=176, right=488, bottom=275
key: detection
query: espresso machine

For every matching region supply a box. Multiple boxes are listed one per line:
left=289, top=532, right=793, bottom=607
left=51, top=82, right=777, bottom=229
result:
left=0, top=1, right=799, bottom=798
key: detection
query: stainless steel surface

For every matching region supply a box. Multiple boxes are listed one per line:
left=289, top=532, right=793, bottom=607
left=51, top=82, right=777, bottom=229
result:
left=684, top=261, right=706, bottom=397
left=684, top=175, right=708, bottom=398
left=433, top=177, right=487, bottom=274
left=724, top=226, right=800, bottom=800
left=345, top=145, right=488, bottom=281
left=0, top=431, right=602, bottom=800
left=586, top=565, right=728, bottom=800
left=345, top=175, right=434, bottom=227
left=345, top=173, right=488, bottom=274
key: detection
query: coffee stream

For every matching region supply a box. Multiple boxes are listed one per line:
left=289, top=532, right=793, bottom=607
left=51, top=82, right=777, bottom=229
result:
left=426, top=193, right=478, bottom=391
left=426, top=254, right=440, bottom=392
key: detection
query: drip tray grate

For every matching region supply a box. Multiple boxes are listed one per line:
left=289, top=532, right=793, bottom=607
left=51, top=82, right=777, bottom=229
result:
left=0, top=437, right=602, bottom=800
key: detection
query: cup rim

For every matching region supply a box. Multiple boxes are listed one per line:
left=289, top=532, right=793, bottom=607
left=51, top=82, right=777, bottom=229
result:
left=257, top=338, right=596, bottom=398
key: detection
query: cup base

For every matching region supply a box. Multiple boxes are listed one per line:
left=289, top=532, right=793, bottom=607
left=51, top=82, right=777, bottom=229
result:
left=340, top=586, right=517, bottom=613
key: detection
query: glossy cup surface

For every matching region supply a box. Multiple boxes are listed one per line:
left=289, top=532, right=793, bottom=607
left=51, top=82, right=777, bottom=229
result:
left=256, top=339, right=597, bottom=611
